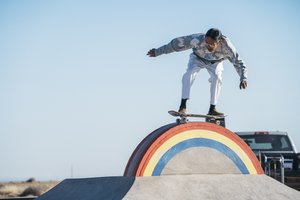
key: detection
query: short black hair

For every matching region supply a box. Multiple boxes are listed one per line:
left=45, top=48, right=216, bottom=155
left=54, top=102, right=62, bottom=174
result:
left=205, top=28, right=222, bottom=41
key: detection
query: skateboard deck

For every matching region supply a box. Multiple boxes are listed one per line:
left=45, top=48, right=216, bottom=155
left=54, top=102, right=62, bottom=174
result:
left=168, top=110, right=226, bottom=127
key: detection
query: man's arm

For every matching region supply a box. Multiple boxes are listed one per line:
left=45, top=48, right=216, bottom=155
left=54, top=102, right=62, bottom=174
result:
left=147, top=34, right=201, bottom=57
left=225, top=38, right=248, bottom=89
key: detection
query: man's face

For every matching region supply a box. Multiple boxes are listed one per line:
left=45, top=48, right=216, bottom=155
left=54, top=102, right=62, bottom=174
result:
left=205, top=37, right=219, bottom=52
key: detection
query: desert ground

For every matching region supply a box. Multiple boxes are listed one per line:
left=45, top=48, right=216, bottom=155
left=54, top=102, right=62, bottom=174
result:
left=0, top=179, right=59, bottom=198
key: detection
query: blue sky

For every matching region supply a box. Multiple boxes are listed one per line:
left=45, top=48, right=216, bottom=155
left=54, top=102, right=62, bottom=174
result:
left=1, top=0, right=300, bottom=181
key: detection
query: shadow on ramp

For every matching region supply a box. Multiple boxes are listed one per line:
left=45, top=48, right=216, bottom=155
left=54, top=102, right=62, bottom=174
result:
left=36, top=177, right=135, bottom=200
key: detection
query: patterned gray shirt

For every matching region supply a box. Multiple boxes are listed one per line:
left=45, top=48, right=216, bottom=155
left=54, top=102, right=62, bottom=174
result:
left=155, top=33, right=248, bottom=81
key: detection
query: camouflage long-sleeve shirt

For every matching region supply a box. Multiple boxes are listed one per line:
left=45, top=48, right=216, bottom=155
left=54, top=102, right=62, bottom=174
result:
left=155, top=33, right=248, bottom=81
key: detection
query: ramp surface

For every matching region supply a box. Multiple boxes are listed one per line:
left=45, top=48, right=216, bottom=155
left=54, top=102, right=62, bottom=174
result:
left=37, top=175, right=300, bottom=200
left=36, top=177, right=135, bottom=200
left=124, top=174, right=300, bottom=200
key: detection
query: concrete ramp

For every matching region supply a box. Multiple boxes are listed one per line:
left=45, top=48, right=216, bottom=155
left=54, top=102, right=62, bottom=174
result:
left=124, top=174, right=300, bottom=200
left=36, top=177, right=135, bottom=200
left=37, top=175, right=300, bottom=200
left=37, top=122, right=300, bottom=199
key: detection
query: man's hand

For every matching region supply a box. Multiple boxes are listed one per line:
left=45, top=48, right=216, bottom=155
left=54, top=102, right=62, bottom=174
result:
left=147, top=48, right=156, bottom=57
left=239, top=80, right=248, bottom=90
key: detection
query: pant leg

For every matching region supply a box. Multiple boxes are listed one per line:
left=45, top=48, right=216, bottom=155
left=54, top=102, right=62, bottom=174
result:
left=181, top=54, right=204, bottom=99
left=206, top=62, right=224, bottom=105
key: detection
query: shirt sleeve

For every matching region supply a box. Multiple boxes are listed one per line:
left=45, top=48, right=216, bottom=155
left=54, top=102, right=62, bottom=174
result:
left=225, top=38, right=248, bottom=81
left=155, top=34, right=201, bottom=57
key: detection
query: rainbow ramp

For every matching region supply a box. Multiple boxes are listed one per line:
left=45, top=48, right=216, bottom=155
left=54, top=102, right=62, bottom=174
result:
left=37, top=122, right=300, bottom=200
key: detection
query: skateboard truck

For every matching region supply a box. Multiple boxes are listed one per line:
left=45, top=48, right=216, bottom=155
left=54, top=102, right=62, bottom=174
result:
left=168, top=110, right=226, bottom=127
left=176, top=116, right=189, bottom=124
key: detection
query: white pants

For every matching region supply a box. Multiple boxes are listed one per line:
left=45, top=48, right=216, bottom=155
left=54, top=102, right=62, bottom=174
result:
left=182, top=53, right=223, bottom=105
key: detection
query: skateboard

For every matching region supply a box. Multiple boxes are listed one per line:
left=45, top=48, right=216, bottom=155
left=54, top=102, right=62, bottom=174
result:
left=168, top=110, right=226, bottom=127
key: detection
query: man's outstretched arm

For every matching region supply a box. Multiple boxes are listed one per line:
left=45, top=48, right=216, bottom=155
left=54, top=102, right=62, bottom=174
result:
left=147, top=34, right=201, bottom=58
left=225, top=39, right=248, bottom=90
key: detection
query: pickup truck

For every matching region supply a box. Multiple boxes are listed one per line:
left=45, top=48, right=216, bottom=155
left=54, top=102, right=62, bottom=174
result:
left=235, top=131, right=300, bottom=190
left=235, top=131, right=300, bottom=172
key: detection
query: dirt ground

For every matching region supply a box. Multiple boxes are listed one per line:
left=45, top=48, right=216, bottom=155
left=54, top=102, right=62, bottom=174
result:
left=0, top=180, right=59, bottom=198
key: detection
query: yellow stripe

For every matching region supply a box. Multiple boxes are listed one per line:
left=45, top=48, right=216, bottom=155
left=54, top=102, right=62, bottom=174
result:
left=143, top=129, right=257, bottom=176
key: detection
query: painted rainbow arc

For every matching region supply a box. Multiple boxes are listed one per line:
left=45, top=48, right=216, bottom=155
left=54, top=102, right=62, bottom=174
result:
left=124, top=122, right=264, bottom=176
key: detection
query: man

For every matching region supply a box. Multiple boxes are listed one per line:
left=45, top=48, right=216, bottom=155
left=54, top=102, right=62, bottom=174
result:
left=147, top=28, right=248, bottom=116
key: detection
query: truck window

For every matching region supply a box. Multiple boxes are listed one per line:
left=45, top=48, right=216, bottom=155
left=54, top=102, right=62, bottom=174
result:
left=239, top=135, right=293, bottom=151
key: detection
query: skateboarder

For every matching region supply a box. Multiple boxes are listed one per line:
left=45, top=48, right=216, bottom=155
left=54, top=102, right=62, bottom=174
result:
left=147, top=28, right=248, bottom=116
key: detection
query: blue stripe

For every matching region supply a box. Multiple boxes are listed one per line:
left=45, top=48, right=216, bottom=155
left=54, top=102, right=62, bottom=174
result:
left=152, top=138, right=249, bottom=175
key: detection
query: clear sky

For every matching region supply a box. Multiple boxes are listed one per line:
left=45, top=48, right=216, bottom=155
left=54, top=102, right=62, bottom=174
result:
left=1, top=0, right=300, bottom=181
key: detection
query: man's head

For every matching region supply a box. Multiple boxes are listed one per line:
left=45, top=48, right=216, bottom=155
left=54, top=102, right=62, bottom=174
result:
left=205, top=28, right=222, bottom=52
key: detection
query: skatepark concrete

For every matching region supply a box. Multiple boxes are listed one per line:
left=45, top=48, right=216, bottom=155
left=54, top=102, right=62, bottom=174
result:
left=37, top=174, right=300, bottom=200
left=124, top=174, right=300, bottom=200
left=37, top=122, right=300, bottom=199
left=37, top=177, right=135, bottom=200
